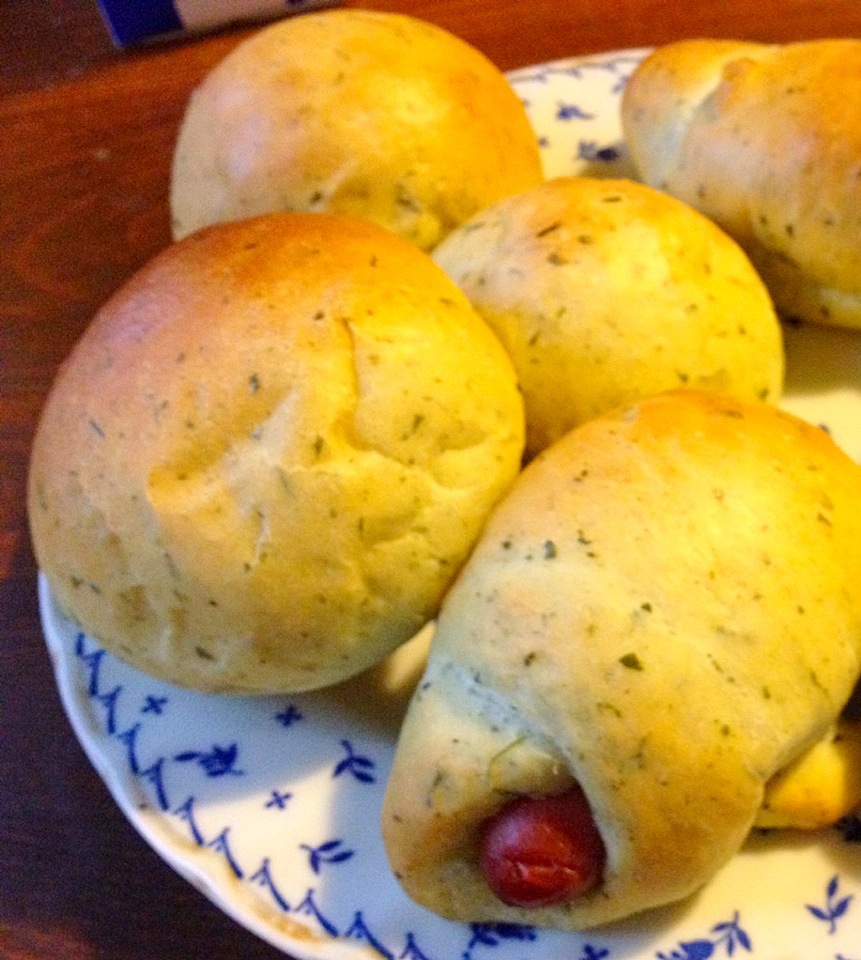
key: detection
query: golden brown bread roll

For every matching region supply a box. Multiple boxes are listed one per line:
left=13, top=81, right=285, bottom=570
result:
left=28, top=212, right=525, bottom=694
left=170, top=9, right=545, bottom=250
left=432, top=176, right=784, bottom=459
left=757, top=716, right=861, bottom=830
left=621, top=39, right=861, bottom=329
left=382, top=390, right=861, bottom=929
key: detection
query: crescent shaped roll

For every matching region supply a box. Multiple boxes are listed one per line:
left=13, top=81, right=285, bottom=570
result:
left=382, top=390, right=861, bottom=928
left=621, top=39, right=861, bottom=329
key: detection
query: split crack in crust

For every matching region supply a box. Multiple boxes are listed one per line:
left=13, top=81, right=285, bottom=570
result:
left=30, top=213, right=524, bottom=694
left=145, top=310, right=502, bottom=630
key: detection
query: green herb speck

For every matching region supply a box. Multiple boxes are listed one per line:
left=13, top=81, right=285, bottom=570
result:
left=620, top=652, right=644, bottom=671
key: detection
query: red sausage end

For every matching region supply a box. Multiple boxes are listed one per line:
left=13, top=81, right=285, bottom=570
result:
left=479, top=785, right=606, bottom=908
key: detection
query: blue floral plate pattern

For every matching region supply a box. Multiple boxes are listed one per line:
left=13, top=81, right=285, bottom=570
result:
left=41, top=49, right=861, bottom=960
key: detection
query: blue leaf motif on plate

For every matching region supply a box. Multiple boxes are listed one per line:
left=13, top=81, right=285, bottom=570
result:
left=658, top=944, right=712, bottom=960
left=556, top=102, right=594, bottom=121
left=656, top=911, right=751, bottom=959
left=463, top=922, right=537, bottom=960
left=333, top=739, right=376, bottom=783
left=174, top=742, right=244, bottom=777
left=806, top=874, right=854, bottom=934
left=579, top=946, right=611, bottom=960
left=577, top=140, right=623, bottom=163
left=711, top=915, right=752, bottom=953
left=300, top=838, right=355, bottom=874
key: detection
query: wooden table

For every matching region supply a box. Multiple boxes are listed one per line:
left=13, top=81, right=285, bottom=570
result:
left=2, top=1, right=858, bottom=957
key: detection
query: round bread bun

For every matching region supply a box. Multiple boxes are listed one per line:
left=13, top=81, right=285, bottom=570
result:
left=170, top=9, right=545, bottom=250
left=28, top=212, right=525, bottom=694
left=432, top=176, right=784, bottom=459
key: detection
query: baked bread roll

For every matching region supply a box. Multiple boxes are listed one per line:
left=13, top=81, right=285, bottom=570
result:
left=382, top=390, right=861, bottom=929
left=621, top=39, right=861, bottom=329
left=170, top=9, right=544, bottom=250
left=758, top=715, right=861, bottom=830
left=432, top=176, right=783, bottom=459
left=28, top=212, right=525, bottom=694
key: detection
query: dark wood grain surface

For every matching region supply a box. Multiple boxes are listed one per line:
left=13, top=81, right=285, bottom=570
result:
left=2, top=2, right=859, bottom=957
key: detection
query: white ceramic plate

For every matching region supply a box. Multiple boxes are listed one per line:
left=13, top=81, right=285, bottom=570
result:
left=41, top=49, right=861, bottom=960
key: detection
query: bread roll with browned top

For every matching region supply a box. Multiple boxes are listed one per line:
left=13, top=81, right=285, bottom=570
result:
left=28, top=213, right=524, bottom=694
left=621, top=39, right=861, bottom=329
left=433, top=176, right=783, bottom=459
left=170, top=9, right=545, bottom=250
left=382, top=391, right=861, bottom=929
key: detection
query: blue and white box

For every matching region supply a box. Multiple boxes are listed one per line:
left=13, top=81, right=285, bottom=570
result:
left=98, top=0, right=339, bottom=46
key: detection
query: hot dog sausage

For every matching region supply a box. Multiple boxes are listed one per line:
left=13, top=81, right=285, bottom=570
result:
left=478, top=785, right=606, bottom=907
